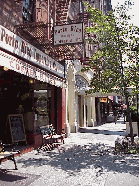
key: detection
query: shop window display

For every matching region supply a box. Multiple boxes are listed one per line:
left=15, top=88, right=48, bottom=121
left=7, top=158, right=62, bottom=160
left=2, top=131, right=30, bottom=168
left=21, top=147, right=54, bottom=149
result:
left=34, top=83, right=51, bottom=133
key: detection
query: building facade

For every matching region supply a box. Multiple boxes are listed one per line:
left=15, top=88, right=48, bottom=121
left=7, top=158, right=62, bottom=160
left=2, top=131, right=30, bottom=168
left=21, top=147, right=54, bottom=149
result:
left=0, top=0, right=116, bottom=145
left=63, top=0, right=113, bottom=132
left=0, top=0, right=66, bottom=147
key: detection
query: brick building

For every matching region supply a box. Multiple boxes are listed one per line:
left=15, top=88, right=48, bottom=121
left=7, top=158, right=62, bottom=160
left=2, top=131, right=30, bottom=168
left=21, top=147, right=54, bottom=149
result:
left=0, top=0, right=67, bottom=148
left=0, top=0, right=113, bottom=146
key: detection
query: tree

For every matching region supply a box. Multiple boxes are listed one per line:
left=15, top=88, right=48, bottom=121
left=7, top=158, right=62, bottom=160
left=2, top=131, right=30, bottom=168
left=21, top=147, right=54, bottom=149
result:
left=82, top=0, right=139, bottom=144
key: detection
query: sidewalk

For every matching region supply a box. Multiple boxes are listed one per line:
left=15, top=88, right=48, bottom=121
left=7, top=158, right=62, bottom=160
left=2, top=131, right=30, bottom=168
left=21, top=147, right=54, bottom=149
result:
left=0, top=118, right=139, bottom=186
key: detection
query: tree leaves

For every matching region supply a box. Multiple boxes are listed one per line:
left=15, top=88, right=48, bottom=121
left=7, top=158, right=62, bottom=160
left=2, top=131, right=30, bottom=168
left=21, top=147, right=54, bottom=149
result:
left=83, top=1, right=139, bottom=96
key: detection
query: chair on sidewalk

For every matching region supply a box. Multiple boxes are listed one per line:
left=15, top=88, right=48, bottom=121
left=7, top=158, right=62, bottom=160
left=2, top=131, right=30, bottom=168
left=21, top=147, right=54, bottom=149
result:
left=0, top=140, right=20, bottom=170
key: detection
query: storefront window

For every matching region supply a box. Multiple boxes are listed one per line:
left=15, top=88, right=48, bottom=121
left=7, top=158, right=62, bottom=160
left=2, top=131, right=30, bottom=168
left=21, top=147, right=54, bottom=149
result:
left=34, top=87, right=51, bottom=132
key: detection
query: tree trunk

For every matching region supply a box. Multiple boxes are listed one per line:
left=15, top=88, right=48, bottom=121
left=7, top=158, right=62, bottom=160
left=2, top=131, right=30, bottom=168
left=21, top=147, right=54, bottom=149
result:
left=125, top=93, right=134, bottom=144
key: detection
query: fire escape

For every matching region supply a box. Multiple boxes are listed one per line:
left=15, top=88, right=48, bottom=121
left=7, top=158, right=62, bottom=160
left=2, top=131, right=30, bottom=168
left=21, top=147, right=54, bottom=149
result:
left=77, top=8, right=95, bottom=65
left=14, top=0, right=91, bottom=62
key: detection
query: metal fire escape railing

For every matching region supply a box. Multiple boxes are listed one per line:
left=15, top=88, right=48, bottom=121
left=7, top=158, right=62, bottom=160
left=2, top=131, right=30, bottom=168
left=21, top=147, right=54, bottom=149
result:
left=14, top=0, right=91, bottom=62
left=53, top=0, right=85, bottom=61
left=56, top=0, right=69, bottom=24
left=14, top=0, right=111, bottom=63
left=15, top=21, right=51, bottom=53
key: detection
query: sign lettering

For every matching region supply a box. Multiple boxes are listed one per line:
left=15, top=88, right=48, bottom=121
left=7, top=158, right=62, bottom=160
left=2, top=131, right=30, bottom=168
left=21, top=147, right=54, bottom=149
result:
left=0, top=50, right=64, bottom=88
left=54, top=23, right=83, bottom=45
left=0, top=25, right=64, bottom=78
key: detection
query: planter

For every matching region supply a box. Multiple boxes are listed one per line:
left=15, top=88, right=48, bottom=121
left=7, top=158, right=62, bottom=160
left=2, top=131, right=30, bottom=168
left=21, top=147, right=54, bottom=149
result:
left=65, top=123, right=70, bottom=138
left=26, top=132, right=34, bottom=145
left=34, top=133, right=43, bottom=149
left=126, top=122, right=138, bottom=136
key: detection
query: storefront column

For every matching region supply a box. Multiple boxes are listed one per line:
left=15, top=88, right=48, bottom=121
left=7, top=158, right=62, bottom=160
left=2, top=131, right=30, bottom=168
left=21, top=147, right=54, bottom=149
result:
left=50, top=85, right=55, bottom=127
left=65, top=87, right=70, bottom=137
left=83, top=96, right=86, bottom=127
left=87, top=96, right=92, bottom=127
left=75, top=93, right=79, bottom=130
left=68, top=64, right=76, bottom=133
left=79, top=95, right=84, bottom=127
left=97, top=98, right=101, bottom=125
left=57, top=87, right=66, bottom=134
left=91, top=97, right=97, bottom=126
left=78, top=95, right=82, bottom=127
left=25, top=79, right=35, bottom=145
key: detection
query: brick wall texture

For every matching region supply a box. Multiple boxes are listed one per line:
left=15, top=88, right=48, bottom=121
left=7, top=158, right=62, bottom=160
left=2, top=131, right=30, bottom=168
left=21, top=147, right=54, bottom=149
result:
left=0, top=0, right=23, bottom=33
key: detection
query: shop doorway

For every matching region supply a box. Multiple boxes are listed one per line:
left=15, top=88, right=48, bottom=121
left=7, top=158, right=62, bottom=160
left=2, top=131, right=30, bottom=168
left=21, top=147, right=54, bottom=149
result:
left=0, top=67, right=33, bottom=143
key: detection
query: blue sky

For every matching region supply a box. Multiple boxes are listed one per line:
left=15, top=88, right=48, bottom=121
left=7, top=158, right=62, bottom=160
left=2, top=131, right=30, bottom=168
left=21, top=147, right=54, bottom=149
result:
left=111, top=0, right=139, bottom=26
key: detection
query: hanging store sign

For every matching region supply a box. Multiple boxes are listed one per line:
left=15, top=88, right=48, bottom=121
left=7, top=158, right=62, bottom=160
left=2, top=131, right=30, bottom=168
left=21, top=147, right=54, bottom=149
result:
left=53, top=22, right=84, bottom=45
left=0, top=25, right=64, bottom=78
left=108, top=96, right=114, bottom=101
left=100, top=97, right=108, bottom=103
left=0, top=50, right=64, bottom=88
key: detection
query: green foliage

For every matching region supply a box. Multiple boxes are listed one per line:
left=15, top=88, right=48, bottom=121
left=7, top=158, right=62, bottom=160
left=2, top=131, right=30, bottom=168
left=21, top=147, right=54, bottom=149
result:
left=83, top=1, right=139, bottom=96
left=127, top=149, right=137, bottom=154
left=130, top=106, right=137, bottom=115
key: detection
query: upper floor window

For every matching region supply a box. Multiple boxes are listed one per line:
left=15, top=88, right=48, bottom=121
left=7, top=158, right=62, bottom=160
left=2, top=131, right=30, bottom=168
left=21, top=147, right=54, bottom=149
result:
left=23, top=0, right=34, bottom=23
left=79, top=0, right=84, bottom=13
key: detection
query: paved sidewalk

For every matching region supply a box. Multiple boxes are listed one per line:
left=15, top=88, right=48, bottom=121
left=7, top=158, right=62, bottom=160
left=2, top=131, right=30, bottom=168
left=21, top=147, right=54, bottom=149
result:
left=0, top=118, right=139, bottom=186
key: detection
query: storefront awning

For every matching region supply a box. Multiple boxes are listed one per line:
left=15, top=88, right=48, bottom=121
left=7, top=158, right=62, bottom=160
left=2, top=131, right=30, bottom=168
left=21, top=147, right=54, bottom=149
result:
left=0, top=50, right=65, bottom=88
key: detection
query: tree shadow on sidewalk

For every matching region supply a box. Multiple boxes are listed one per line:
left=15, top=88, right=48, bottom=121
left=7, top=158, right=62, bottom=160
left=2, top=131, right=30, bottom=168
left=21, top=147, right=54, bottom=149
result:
left=17, top=143, right=139, bottom=177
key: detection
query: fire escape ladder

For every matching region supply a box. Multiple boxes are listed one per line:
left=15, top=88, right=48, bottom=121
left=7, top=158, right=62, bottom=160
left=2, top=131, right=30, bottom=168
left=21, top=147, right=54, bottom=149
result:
left=56, top=0, right=71, bottom=24
left=14, top=0, right=84, bottom=61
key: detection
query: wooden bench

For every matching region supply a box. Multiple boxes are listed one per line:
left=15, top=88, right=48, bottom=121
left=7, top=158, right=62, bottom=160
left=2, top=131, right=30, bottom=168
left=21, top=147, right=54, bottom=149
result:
left=0, top=142, right=20, bottom=170
left=52, top=129, right=66, bottom=145
left=38, top=125, right=66, bottom=151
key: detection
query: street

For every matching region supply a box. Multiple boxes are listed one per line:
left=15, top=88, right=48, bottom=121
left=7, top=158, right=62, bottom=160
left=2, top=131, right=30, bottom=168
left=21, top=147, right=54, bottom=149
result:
left=0, top=118, right=139, bottom=186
